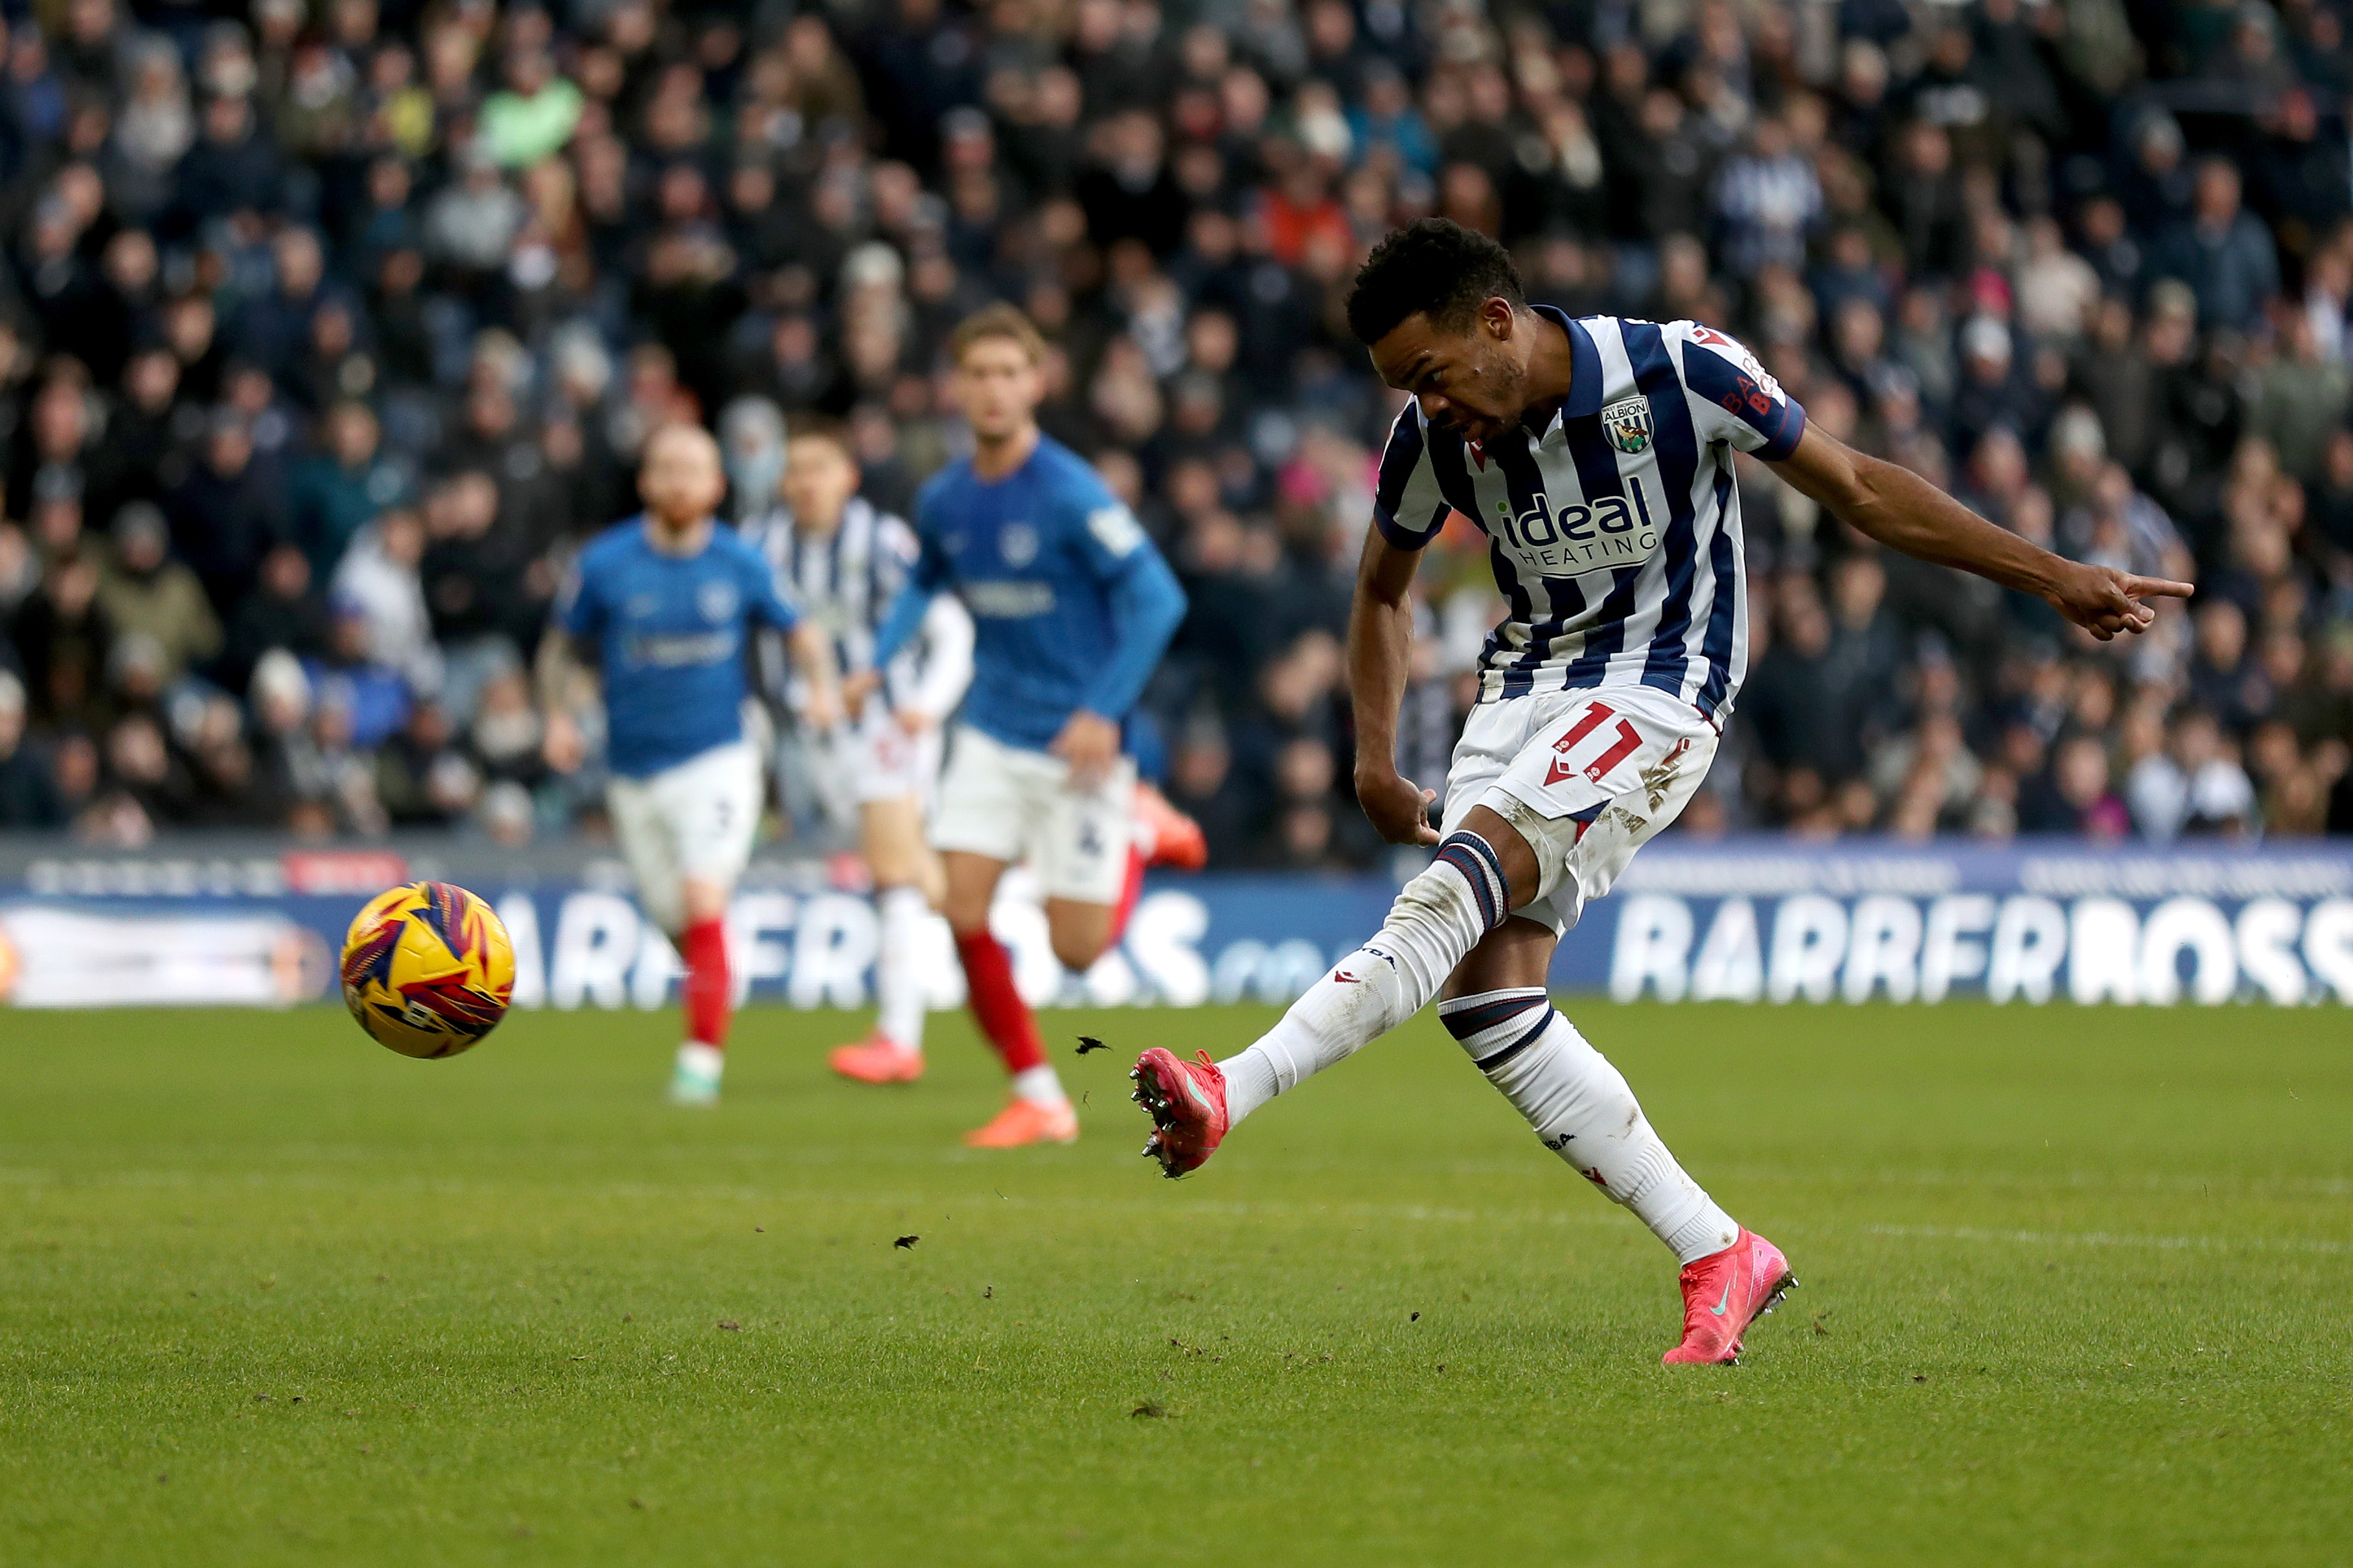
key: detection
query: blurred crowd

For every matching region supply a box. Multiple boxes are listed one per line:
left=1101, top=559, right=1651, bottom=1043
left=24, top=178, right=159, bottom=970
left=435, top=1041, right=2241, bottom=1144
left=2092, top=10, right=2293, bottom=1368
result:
left=4, top=0, right=2353, bottom=859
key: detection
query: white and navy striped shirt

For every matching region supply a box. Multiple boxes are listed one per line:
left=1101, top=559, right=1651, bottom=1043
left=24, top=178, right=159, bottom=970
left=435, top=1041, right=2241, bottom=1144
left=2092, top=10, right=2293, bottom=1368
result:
left=743, top=495, right=974, bottom=718
left=1375, top=308, right=1805, bottom=720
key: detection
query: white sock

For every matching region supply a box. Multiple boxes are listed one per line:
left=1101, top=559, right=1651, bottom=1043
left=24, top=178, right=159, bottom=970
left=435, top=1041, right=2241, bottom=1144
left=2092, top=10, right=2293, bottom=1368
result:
left=1217, top=831, right=1510, bottom=1127
left=1011, top=1063, right=1066, bottom=1108
left=1441, top=990, right=1738, bottom=1265
left=675, top=1040, right=724, bottom=1082
left=874, top=885, right=929, bottom=1052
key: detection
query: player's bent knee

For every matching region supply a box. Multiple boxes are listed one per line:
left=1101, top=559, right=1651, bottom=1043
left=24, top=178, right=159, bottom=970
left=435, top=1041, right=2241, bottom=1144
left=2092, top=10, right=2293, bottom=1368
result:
left=1044, top=900, right=1114, bottom=971
left=859, top=798, right=929, bottom=886
left=1454, top=804, right=1544, bottom=907
left=938, top=852, right=1007, bottom=935
left=1050, top=934, right=1106, bottom=971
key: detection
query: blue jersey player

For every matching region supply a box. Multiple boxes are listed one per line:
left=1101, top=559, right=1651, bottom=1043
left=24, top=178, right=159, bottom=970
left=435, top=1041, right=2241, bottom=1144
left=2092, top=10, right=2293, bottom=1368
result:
left=540, top=424, right=839, bottom=1106
left=864, top=305, right=1186, bottom=1148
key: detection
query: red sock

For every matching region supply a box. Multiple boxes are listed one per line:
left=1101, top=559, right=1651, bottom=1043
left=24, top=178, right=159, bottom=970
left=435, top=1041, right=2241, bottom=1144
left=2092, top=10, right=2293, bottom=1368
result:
left=681, top=917, right=731, bottom=1048
left=1106, top=843, right=1147, bottom=945
left=953, top=929, right=1044, bottom=1074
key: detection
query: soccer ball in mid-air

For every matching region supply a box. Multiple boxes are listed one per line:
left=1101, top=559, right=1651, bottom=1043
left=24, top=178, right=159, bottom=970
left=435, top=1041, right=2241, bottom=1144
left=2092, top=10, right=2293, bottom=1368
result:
left=341, top=881, right=516, bottom=1058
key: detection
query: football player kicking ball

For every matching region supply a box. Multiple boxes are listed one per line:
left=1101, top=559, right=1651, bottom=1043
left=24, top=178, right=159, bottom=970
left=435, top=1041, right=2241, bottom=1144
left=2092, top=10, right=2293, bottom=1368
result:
left=868, top=304, right=1187, bottom=1148
left=542, top=423, right=840, bottom=1106
left=741, top=422, right=976, bottom=1084
left=1130, top=220, right=2192, bottom=1365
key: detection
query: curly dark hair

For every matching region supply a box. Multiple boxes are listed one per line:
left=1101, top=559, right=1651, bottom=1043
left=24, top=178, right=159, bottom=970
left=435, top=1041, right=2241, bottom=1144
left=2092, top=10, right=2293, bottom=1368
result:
left=1344, top=218, right=1528, bottom=346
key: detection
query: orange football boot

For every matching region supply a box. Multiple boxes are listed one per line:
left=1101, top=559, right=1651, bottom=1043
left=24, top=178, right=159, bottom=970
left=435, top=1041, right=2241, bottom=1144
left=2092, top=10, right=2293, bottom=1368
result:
left=829, top=1032, right=924, bottom=1084
left=1661, top=1228, right=1796, bottom=1365
left=962, top=1096, right=1079, bottom=1147
left=1133, top=783, right=1208, bottom=870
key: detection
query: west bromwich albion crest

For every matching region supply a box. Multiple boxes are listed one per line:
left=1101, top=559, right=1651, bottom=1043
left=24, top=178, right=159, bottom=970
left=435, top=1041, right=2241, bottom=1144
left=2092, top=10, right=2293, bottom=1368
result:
left=1601, top=396, right=1654, bottom=455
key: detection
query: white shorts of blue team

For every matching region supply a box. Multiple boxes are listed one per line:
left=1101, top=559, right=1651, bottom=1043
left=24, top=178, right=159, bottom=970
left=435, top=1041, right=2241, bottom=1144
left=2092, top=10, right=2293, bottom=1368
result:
left=606, top=739, right=763, bottom=936
left=1442, top=683, right=1719, bottom=937
left=929, top=722, right=1134, bottom=907
left=807, top=705, right=946, bottom=824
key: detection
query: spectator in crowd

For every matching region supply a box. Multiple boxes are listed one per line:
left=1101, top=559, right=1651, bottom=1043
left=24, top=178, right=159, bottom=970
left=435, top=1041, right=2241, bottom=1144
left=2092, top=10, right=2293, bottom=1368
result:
left=2150, top=158, right=2281, bottom=332
left=93, top=502, right=219, bottom=688
left=0, top=0, right=2341, bottom=853
left=0, top=671, right=63, bottom=827
left=290, top=401, right=403, bottom=580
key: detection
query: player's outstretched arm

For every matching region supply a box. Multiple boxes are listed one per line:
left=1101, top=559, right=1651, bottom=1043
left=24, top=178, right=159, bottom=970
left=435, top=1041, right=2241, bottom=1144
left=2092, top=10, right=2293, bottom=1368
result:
left=1767, top=424, right=2193, bottom=641
left=1347, top=525, right=1440, bottom=846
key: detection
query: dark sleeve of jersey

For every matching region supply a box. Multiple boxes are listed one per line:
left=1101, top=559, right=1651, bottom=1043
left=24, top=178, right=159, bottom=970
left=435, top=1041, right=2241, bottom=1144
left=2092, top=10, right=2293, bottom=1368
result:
left=1677, top=335, right=1808, bottom=462
left=908, top=482, right=956, bottom=592
left=1372, top=405, right=1449, bottom=550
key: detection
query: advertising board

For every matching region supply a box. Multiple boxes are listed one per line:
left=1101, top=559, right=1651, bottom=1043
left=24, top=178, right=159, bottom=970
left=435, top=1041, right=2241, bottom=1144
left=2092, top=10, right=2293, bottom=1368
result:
left=1, top=838, right=2349, bottom=1009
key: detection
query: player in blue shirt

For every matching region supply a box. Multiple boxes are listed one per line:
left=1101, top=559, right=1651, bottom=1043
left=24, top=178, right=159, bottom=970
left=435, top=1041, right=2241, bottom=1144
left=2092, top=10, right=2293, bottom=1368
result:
left=540, top=423, right=839, bottom=1105
left=860, top=304, right=1187, bottom=1147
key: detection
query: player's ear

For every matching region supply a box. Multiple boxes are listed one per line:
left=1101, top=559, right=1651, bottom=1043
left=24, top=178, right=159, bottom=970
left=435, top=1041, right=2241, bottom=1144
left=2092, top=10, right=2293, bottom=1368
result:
left=1480, top=297, right=1517, bottom=341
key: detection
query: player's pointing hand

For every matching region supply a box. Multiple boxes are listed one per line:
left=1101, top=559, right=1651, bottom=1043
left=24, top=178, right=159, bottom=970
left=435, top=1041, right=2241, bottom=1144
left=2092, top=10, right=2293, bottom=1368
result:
left=2043, top=562, right=2195, bottom=642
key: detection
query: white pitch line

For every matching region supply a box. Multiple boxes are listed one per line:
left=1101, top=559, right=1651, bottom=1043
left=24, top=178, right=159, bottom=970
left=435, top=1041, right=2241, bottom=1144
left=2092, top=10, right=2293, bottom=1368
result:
left=1859, top=1222, right=2350, bottom=1257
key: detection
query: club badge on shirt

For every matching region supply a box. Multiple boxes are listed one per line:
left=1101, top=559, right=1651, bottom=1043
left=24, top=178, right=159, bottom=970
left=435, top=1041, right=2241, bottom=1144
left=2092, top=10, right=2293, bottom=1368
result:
left=1602, top=396, right=1655, bottom=455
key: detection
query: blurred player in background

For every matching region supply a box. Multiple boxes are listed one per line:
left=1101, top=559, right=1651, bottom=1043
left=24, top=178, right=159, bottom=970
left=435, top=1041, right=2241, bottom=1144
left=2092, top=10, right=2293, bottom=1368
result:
left=1130, top=220, right=2192, bottom=1364
left=868, top=305, right=1188, bottom=1148
left=744, top=423, right=976, bottom=1084
left=541, top=423, right=840, bottom=1106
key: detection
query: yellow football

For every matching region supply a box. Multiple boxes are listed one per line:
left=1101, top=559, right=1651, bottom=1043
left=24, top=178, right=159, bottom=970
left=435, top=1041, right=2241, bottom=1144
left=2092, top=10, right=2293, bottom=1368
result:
left=340, top=881, right=516, bottom=1058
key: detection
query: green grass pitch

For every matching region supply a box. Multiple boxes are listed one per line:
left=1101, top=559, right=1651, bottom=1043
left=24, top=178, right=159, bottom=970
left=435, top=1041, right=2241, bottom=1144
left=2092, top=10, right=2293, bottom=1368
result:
left=3, top=998, right=2349, bottom=1567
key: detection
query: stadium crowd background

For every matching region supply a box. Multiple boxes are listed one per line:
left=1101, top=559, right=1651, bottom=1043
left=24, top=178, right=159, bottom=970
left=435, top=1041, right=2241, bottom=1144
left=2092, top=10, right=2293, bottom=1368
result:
left=0, top=0, right=2350, bottom=862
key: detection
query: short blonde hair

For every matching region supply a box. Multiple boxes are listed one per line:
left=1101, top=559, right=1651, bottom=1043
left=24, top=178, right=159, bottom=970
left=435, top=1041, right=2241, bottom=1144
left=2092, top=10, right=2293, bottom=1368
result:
left=949, top=302, right=1047, bottom=366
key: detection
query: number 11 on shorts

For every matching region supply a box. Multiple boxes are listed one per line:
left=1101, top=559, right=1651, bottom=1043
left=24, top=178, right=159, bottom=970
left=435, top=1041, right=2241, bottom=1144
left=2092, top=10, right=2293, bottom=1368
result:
left=1543, top=701, right=1644, bottom=788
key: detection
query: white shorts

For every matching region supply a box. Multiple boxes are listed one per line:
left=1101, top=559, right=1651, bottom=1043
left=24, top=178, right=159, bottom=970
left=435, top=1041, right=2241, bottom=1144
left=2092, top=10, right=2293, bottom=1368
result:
left=811, top=709, right=944, bottom=815
left=1442, top=684, right=1718, bottom=936
left=930, top=723, right=1134, bottom=905
left=606, top=740, right=762, bottom=935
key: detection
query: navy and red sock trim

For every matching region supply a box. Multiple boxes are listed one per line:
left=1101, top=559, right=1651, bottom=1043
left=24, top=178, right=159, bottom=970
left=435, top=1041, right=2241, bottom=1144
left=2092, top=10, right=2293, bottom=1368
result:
left=1435, top=830, right=1510, bottom=930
